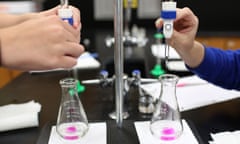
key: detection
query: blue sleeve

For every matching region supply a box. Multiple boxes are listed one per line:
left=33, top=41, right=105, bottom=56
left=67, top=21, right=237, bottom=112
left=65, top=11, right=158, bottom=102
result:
left=187, top=46, right=240, bottom=90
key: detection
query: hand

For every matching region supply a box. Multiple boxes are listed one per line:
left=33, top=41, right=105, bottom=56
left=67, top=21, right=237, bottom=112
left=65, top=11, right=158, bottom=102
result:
left=39, top=5, right=81, bottom=43
left=40, top=5, right=81, bottom=29
left=156, top=7, right=198, bottom=53
left=0, top=12, right=84, bottom=70
left=155, top=7, right=204, bottom=68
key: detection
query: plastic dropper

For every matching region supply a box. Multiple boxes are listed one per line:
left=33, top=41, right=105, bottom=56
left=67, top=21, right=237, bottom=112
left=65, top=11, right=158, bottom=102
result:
left=161, top=0, right=176, bottom=65
left=58, top=0, right=73, bottom=25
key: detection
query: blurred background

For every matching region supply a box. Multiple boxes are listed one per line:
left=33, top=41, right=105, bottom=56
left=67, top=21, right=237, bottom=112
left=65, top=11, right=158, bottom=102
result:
left=1, top=0, right=240, bottom=87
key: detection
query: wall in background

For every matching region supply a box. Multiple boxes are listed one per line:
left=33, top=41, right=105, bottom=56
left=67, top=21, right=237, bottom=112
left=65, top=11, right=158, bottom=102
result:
left=43, top=0, right=158, bottom=30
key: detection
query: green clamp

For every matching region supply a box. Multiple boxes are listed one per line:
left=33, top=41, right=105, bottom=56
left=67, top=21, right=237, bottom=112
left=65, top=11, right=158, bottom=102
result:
left=154, top=33, right=164, bottom=39
left=69, top=80, right=85, bottom=96
left=150, top=64, right=165, bottom=78
left=77, top=80, right=85, bottom=93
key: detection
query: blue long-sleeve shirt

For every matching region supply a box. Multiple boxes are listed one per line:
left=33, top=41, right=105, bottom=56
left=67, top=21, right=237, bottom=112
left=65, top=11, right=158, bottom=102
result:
left=187, top=47, right=240, bottom=90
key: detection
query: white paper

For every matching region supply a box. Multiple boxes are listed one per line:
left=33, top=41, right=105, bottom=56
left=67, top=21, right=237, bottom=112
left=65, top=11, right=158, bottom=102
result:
left=209, top=130, right=240, bottom=144
left=30, top=52, right=101, bottom=73
left=166, top=61, right=188, bottom=71
left=134, top=119, right=199, bottom=144
left=48, top=122, right=107, bottom=144
left=140, top=75, right=240, bottom=111
left=0, top=100, right=41, bottom=132
left=177, top=76, right=240, bottom=111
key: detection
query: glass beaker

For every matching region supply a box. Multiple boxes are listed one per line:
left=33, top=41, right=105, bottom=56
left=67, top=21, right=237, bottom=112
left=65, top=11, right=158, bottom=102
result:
left=138, top=87, right=155, bottom=114
left=56, top=78, right=89, bottom=141
left=150, top=74, right=183, bottom=142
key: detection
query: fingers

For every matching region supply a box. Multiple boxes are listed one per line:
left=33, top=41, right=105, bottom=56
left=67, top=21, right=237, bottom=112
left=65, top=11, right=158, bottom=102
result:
left=43, top=5, right=81, bottom=29
left=63, top=43, right=85, bottom=58
left=48, top=43, right=84, bottom=69
left=41, top=5, right=82, bottom=43
left=61, top=21, right=80, bottom=42
left=155, top=7, right=198, bottom=38
left=60, top=56, right=78, bottom=68
left=155, top=18, right=163, bottom=29
left=40, top=5, right=60, bottom=16
left=60, top=5, right=81, bottom=42
left=69, top=6, right=81, bottom=29
left=60, top=44, right=85, bottom=68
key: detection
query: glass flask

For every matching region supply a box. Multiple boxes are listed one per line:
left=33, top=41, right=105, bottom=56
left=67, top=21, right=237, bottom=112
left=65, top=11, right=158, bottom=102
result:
left=56, top=78, right=89, bottom=141
left=150, top=74, right=183, bottom=143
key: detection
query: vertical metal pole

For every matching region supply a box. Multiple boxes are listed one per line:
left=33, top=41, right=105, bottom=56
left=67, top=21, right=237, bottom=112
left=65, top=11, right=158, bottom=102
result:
left=114, top=0, right=124, bottom=128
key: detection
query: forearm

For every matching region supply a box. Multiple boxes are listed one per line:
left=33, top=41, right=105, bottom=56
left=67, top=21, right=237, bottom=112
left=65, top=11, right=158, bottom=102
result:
left=177, top=40, right=205, bottom=68
left=0, top=13, right=37, bottom=28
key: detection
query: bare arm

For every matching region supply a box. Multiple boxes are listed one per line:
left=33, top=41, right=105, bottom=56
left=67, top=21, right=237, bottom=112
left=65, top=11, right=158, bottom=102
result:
left=0, top=13, right=37, bottom=28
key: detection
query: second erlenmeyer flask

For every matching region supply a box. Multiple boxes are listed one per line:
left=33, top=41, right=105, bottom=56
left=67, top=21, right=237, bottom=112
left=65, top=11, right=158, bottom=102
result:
left=56, top=78, right=89, bottom=141
left=150, top=74, right=183, bottom=142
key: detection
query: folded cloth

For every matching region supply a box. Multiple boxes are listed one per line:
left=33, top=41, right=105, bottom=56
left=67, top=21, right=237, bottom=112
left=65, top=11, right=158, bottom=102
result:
left=209, top=130, right=240, bottom=144
left=48, top=122, right=107, bottom=144
left=0, top=100, right=41, bottom=132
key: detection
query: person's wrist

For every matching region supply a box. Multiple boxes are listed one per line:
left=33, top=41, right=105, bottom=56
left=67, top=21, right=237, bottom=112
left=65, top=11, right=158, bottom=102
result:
left=186, top=41, right=205, bottom=68
left=178, top=41, right=204, bottom=68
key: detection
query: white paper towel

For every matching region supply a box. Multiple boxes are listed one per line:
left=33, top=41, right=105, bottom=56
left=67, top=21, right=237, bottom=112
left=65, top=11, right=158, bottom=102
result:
left=48, top=122, right=107, bottom=144
left=209, top=130, right=240, bottom=144
left=0, top=100, right=41, bottom=132
left=134, top=120, right=199, bottom=144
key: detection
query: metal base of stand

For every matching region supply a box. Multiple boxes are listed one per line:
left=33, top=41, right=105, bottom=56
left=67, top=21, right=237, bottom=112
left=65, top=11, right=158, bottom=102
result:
left=108, top=111, right=129, bottom=119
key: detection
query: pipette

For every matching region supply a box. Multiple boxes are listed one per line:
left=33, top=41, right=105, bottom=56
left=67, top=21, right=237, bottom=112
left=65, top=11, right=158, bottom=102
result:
left=58, top=0, right=73, bottom=25
left=160, top=0, right=176, bottom=64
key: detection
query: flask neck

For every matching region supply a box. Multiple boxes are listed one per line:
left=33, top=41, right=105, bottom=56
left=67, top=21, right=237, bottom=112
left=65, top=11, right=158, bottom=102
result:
left=159, top=74, right=179, bottom=109
left=60, top=78, right=79, bottom=100
left=160, top=74, right=178, bottom=95
left=161, top=83, right=177, bottom=95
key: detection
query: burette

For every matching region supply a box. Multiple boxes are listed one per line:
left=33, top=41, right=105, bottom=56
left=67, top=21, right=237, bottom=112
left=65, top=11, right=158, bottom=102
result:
left=160, top=0, right=177, bottom=64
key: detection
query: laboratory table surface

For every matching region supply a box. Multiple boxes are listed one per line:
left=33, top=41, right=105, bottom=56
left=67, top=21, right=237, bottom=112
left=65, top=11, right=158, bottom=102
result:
left=0, top=69, right=240, bottom=144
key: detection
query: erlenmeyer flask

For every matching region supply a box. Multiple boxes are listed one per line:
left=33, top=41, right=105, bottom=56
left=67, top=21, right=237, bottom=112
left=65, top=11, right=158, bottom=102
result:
left=56, top=78, right=89, bottom=141
left=150, top=74, right=183, bottom=142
